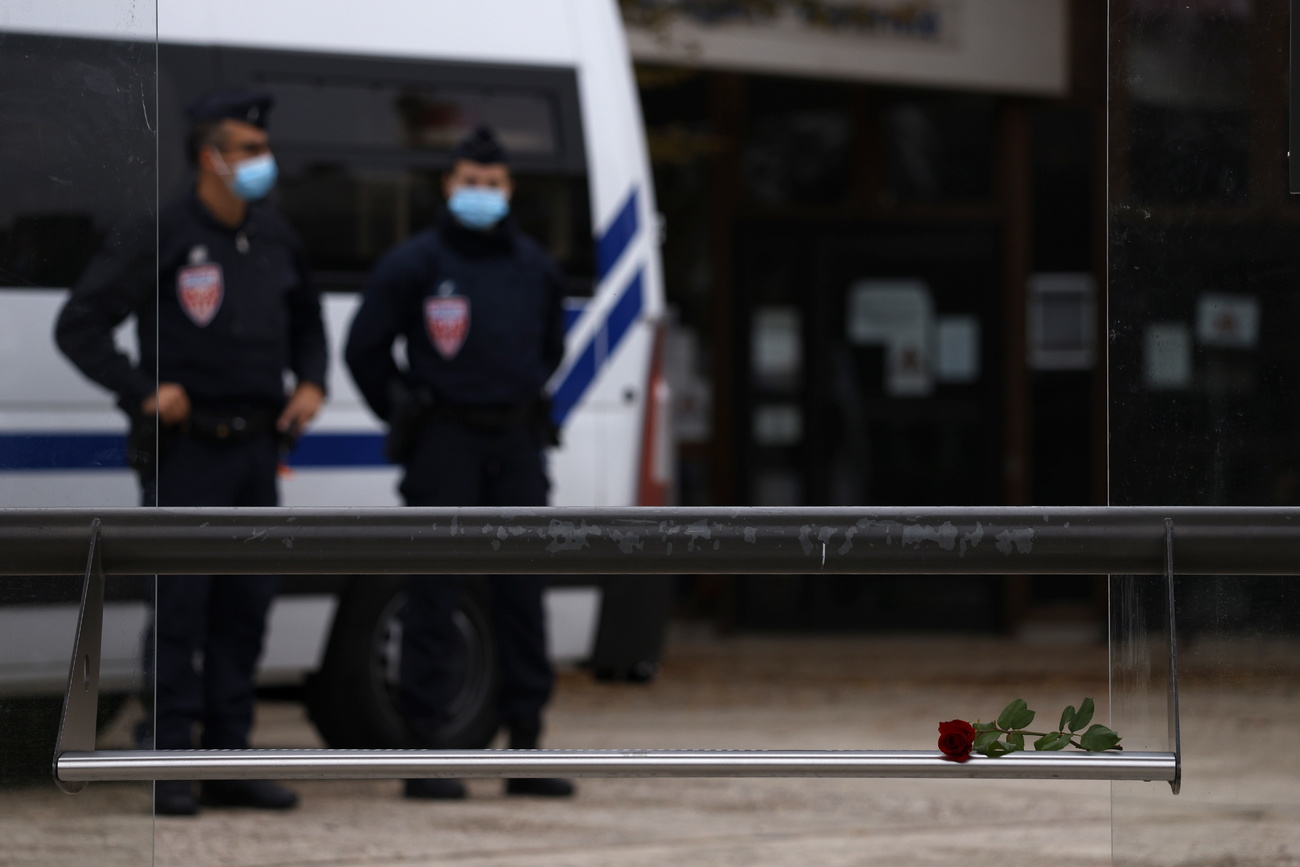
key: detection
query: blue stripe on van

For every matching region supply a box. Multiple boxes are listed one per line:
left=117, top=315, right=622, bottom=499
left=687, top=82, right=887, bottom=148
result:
left=0, top=434, right=128, bottom=469
left=606, top=269, right=644, bottom=351
left=549, top=335, right=601, bottom=426
left=0, top=431, right=390, bottom=470
left=548, top=184, right=647, bottom=427
left=596, top=189, right=639, bottom=284
left=287, top=433, right=387, bottom=467
left=562, top=301, right=585, bottom=334
left=551, top=268, right=644, bottom=427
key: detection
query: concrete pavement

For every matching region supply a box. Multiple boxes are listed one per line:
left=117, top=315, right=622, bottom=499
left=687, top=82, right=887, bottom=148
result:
left=5, top=629, right=1299, bottom=865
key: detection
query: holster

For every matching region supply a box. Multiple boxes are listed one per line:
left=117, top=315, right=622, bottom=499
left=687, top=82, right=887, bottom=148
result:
left=124, top=413, right=175, bottom=485
left=384, top=380, right=432, bottom=464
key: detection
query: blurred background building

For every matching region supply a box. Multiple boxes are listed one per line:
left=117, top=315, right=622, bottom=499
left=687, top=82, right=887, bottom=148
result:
left=617, top=0, right=1108, bottom=634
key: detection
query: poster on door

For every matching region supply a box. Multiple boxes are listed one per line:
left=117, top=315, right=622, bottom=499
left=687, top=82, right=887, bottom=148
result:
left=847, top=278, right=934, bottom=396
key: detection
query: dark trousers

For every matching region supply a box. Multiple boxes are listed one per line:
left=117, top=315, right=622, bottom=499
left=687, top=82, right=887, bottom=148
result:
left=399, top=418, right=553, bottom=728
left=146, top=432, right=280, bottom=751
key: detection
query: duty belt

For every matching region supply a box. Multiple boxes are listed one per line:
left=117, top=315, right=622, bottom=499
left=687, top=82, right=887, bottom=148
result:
left=184, top=410, right=278, bottom=442
left=431, top=401, right=537, bottom=431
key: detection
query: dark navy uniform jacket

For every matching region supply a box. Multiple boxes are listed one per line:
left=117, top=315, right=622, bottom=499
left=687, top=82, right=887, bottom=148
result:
left=56, top=192, right=327, bottom=414
left=345, top=214, right=567, bottom=422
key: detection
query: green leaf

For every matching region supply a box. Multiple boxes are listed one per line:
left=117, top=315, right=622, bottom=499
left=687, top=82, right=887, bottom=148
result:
left=1039, top=733, right=1074, bottom=751
left=997, top=699, right=1029, bottom=731
left=1007, top=732, right=1025, bottom=750
left=973, top=730, right=1001, bottom=750
left=1010, top=707, right=1036, bottom=730
left=1079, top=724, right=1121, bottom=751
left=1070, top=698, right=1095, bottom=733
left=979, top=739, right=1014, bottom=758
left=973, top=721, right=997, bottom=732
left=1059, top=705, right=1076, bottom=731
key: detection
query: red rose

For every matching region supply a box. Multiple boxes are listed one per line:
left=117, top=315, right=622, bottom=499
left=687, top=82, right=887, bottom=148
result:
left=937, top=719, right=976, bottom=762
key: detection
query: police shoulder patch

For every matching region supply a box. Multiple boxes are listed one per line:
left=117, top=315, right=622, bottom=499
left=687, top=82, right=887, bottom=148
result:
left=177, top=263, right=224, bottom=327
left=425, top=295, right=470, bottom=360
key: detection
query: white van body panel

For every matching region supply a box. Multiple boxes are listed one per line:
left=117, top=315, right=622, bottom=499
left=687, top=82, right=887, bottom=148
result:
left=0, top=0, right=665, bottom=690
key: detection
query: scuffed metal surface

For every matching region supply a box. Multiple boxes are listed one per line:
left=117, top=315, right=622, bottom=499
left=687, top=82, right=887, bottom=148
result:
left=4, top=506, right=1300, bottom=576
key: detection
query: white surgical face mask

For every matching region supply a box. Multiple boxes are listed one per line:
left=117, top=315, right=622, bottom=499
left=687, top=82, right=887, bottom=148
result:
left=447, top=186, right=510, bottom=230
left=210, top=148, right=278, bottom=201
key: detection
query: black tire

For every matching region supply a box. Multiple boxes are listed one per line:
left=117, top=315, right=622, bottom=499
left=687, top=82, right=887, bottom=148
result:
left=304, top=576, right=500, bottom=749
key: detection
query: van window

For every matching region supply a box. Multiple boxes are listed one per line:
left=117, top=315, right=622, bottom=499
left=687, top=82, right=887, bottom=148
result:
left=0, top=34, right=155, bottom=289
left=265, top=76, right=561, bottom=159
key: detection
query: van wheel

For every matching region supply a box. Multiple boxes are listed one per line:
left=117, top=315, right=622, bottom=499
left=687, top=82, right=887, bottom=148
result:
left=305, top=576, right=500, bottom=749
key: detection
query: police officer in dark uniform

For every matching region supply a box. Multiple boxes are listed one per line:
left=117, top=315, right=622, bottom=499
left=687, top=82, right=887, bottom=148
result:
left=345, top=126, right=573, bottom=800
left=55, top=87, right=326, bottom=816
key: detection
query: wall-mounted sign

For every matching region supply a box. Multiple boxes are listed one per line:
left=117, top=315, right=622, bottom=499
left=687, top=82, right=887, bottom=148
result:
left=935, top=314, right=980, bottom=382
left=1196, top=293, right=1259, bottom=349
left=751, top=305, right=802, bottom=389
left=1144, top=323, right=1193, bottom=390
left=623, top=0, right=1067, bottom=96
left=847, top=278, right=933, bottom=396
left=1028, top=272, right=1096, bottom=371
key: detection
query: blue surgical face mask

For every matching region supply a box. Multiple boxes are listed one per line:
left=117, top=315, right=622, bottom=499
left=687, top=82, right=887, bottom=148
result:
left=213, top=150, right=278, bottom=201
left=448, top=187, right=510, bottom=230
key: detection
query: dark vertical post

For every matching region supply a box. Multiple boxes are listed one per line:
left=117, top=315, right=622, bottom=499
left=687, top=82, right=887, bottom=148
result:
left=999, top=99, right=1034, bottom=631
left=1258, top=0, right=1289, bottom=199
left=708, top=72, right=746, bottom=507
left=705, top=72, right=747, bottom=630
left=1290, top=0, right=1300, bottom=193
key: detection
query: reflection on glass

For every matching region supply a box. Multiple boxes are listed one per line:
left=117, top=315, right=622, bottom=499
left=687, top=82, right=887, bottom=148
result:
left=280, top=166, right=593, bottom=291
left=0, top=5, right=156, bottom=861
left=266, top=77, right=559, bottom=156
left=1111, top=1, right=1300, bottom=863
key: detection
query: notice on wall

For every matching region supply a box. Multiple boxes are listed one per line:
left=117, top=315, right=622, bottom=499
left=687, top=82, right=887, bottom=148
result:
left=1196, top=293, right=1259, bottom=349
left=1144, top=323, right=1193, bottom=390
left=751, top=306, right=803, bottom=390
left=935, top=315, right=980, bottom=382
left=752, top=403, right=804, bottom=446
left=847, top=279, right=934, bottom=396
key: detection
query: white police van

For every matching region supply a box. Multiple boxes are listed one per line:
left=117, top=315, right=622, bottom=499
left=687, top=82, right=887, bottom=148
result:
left=0, top=0, right=673, bottom=749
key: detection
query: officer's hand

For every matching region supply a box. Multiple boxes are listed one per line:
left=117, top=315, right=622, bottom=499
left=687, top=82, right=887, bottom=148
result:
left=142, top=383, right=191, bottom=426
left=278, top=382, right=325, bottom=435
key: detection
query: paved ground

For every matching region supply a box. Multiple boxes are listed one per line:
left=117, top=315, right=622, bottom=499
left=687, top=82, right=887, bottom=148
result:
left=4, top=629, right=1299, bottom=866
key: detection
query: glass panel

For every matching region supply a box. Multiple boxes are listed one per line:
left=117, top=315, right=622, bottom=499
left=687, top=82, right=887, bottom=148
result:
left=279, top=165, right=593, bottom=292
left=265, top=77, right=560, bottom=157
left=1110, top=1, right=1300, bottom=863
left=0, top=3, right=158, bottom=864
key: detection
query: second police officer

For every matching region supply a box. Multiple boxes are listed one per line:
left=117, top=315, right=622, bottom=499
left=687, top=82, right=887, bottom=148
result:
left=55, top=87, right=326, bottom=816
left=345, top=126, right=574, bottom=800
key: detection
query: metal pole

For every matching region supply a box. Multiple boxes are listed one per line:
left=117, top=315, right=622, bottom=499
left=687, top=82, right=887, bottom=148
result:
left=3, top=506, right=1300, bottom=576
left=56, top=748, right=1177, bottom=783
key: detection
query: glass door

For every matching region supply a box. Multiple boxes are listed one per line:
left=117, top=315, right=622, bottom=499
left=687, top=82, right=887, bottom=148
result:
left=1109, top=2, right=1300, bottom=862
left=0, top=3, right=158, bottom=864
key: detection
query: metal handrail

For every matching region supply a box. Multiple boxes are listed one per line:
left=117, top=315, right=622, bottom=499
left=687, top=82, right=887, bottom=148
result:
left=3, top=505, right=1300, bottom=575
left=56, top=748, right=1177, bottom=783
left=0, top=506, right=1244, bottom=793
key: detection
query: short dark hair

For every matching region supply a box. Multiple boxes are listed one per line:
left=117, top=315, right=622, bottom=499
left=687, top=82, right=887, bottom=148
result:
left=185, top=121, right=227, bottom=166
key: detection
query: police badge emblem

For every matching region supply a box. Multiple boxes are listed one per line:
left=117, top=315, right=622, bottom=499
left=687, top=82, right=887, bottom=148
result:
left=425, top=296, right=470, bottom=359
left=177, top=263, right=224, bottom=327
